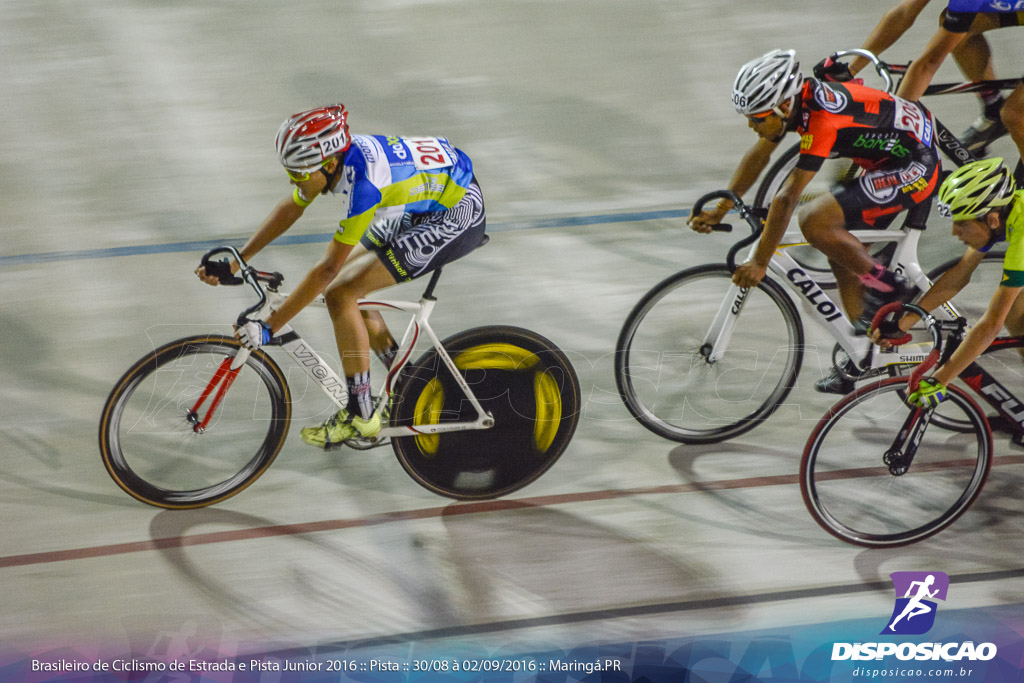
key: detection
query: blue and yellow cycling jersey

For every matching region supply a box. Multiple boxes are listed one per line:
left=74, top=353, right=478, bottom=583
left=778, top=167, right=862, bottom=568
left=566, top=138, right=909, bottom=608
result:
left=1000, top=191, right=1024, bottom=287
left=331, top=134, right=475, bottom=246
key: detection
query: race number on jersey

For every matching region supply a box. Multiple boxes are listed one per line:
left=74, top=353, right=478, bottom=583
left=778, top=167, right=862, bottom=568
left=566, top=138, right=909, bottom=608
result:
left=404, top=137, right=455, bottom=171
left=893, top=97, right=934, bottom=146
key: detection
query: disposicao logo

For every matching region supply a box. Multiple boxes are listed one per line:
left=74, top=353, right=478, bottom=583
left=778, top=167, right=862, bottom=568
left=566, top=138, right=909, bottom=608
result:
left=831, top=571, right=998, bottom=662
left=882, top=571, right=949, bottom=635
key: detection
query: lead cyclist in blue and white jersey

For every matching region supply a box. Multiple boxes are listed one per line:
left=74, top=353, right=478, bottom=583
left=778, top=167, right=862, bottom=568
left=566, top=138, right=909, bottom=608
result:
left=898, top=0, right=1024, bottom=181
left=196, top=104, right=486, bottom=448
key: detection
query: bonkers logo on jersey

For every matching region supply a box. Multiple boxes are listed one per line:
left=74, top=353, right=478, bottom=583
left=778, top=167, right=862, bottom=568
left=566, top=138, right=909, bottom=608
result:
left=882, top=572, right=949, bottom=635
left=814, top=82, right=848, bottom=113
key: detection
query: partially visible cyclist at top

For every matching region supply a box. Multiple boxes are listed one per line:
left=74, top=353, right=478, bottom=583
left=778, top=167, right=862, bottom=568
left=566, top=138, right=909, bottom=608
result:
left=195, top=104, right=486, bottom=448
left=688, top=49, right=940, bottom=393
left=815, top=0, right=1015, bottom=157
left=895, top=0, right=1024, bottom=179
left=872, top=156, right=1024, bottom=444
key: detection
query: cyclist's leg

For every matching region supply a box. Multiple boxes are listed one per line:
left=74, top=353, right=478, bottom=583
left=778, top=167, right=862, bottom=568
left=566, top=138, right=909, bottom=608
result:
left=828, top=259, right=864, bottom=321
left=953, top=16, right=1008, bottom=153
left=798, top=191, right=876, bottom=322
left=1001, top=81, right=1024, bottom=183
left=325, top=248, right=400, bottom=379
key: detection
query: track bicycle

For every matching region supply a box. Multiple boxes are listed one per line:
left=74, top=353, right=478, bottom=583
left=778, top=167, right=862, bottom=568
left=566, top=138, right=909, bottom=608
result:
left=99, top=245, right=581, bottom=509
left=800, top=301, right=1024, bottom=547
left=614, top=50, right=1011, bottom=445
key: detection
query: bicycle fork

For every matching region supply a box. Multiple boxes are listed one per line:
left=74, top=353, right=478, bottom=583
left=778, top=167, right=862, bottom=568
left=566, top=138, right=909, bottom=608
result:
left=883, top=407, right=933, bottom=475
left=186, top=349, right=251, bottom=434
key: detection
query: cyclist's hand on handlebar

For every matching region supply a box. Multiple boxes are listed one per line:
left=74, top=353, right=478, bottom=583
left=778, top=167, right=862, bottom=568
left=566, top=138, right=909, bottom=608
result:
left=906, top=377, right=947, bottom=409
left=196, top=258, right=240, bottom=286
left=732, top=260, right=767, bottom=289
left=869, top=314, right=911, bottom=348
left=688, top=205, right=729, bottom=234
left=813, top=55, right=854, bottom=83
left=235, top=320, right=273, bottom=350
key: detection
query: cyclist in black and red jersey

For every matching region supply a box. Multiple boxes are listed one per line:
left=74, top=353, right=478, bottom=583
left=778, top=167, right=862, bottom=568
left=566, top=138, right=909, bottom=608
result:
left=689, top=49, right=941, bottom=393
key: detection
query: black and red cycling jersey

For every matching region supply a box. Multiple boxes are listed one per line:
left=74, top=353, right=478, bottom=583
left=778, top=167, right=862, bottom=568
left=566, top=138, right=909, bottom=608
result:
left=794, top=79, right=937, bottom=174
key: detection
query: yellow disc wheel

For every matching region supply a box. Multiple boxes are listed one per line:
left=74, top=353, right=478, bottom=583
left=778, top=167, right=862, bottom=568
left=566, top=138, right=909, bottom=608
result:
left=393, top=326, right=580, bottom=500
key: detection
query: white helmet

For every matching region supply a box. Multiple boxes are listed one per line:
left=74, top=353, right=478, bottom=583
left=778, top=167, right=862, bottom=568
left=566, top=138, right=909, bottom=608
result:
left=732, top=49, right=803, bottom=116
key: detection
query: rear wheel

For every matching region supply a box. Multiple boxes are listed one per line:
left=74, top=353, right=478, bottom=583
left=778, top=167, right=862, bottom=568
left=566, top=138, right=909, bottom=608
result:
left=390, top=326, right=580, bottom=500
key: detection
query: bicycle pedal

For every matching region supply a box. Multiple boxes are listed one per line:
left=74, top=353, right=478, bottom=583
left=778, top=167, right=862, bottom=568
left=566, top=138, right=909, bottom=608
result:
left=340, top=435, right=390, bottom=451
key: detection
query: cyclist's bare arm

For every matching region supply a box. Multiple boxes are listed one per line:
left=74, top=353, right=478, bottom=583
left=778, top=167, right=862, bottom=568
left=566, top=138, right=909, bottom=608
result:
left=850, top=0, right=932, bottom=76
left=897, top=28, right=967, bottom=100
left=262, top=239, right=354, bottom=334
left=689, top=137, right=779, bottom=233
left=732, top=166, right=816, bottom=288
left=196, top=172, right=326, bottom=285
left=933, top=284, right=1023, bottom=386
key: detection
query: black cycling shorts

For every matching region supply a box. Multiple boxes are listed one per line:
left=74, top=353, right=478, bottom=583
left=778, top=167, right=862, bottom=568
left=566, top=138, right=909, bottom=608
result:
left=831, top=151, right=941, bottom=229
left=360, top=177, right=487, bottom=282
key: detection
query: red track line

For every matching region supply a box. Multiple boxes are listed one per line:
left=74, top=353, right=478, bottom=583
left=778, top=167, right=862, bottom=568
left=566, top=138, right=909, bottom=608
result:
left=0, top=473, right=796, bottom=569
left=3, top=455, right=1022, bottom=569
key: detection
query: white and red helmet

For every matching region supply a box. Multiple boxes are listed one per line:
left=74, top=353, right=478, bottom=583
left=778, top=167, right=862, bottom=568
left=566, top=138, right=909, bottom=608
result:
left=275, top=104, right=351, bottom=172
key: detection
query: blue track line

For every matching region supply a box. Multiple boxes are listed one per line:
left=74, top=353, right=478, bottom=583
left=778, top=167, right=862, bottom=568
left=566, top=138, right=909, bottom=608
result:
left=0, top=208, right=690, bottom=267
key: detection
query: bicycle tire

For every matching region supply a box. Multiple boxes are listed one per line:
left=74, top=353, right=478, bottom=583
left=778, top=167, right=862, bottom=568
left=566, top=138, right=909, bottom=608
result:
left=99, top=335, right=291, bottom=509
left=801, top=376, right=992, bottom=547
left=615, top=263, right=804, bottom=444
left=390, top=325, right=580, bottom=500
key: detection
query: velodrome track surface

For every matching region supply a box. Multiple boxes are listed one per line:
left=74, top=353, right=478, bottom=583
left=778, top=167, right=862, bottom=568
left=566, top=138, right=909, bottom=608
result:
left=2, top=1, right=1023, bottom=678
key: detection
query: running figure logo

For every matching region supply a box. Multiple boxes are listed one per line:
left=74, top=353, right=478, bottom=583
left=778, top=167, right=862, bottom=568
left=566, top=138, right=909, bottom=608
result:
left=882, top=571, right=950, bottom=635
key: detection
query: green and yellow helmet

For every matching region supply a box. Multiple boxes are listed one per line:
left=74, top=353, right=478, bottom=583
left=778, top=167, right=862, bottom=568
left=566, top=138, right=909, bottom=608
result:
left=936, top=157, right=1015, bottom=221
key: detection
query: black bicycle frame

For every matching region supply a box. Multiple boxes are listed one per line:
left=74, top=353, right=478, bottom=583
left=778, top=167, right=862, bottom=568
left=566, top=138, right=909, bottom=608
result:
left=960, top=336, right=1024, bottom=436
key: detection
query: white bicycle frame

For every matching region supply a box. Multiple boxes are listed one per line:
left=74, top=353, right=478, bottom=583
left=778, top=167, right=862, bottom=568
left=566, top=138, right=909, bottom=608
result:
left=228, top=279, right=494, bottom=441
left=708, top=223, right=963, bottom=372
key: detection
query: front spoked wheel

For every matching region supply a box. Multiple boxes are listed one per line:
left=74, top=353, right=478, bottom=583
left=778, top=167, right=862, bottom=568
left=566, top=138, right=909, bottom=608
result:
left=801, top=377, right=992, bottom=547
left=615, top=263, right=804, bottom=444
left=390, top=326, right=581, bottom=500
left=99, top=335, right=291, bottom=508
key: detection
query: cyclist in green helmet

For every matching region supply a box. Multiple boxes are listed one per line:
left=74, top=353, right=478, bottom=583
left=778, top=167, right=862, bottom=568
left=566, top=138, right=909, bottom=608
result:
left=871, top=156, right=1024, bottom=425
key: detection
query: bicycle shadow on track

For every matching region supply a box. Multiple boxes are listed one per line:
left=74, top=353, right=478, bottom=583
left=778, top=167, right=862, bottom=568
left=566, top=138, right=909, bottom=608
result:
left=148, top=507, right=441, bottom=639
left=664, top=442, right=831, bottom=546
left=437, top=501, right=739, bottom=630
left=146, top=500, right=741, bottom=644
left=847, top=465, right=1024, bottom=587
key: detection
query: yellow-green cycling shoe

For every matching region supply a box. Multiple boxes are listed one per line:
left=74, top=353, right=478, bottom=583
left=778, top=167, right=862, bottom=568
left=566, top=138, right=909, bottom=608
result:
left=300, top=409, right=382, bottom=449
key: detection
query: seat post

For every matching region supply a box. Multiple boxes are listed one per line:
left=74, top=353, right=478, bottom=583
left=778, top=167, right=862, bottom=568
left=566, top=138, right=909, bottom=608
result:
left=422, top=268, right=443, bottom=300
left=903, top=198, right=932, bottom=231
